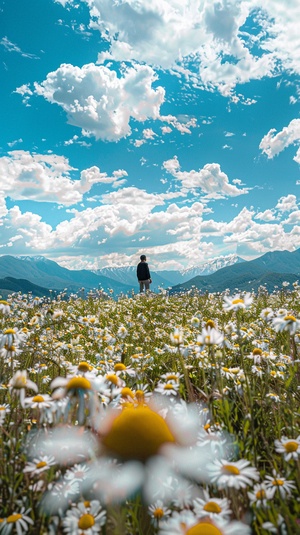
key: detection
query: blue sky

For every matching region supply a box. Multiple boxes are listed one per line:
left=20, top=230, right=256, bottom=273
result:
left=1, top=0, right=300, bottom=270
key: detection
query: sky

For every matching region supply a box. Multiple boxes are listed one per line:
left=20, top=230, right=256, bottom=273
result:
left=1, top=0, right=300, bottom=271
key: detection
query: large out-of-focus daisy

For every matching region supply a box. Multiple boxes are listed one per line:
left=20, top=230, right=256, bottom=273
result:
left=38, top=401, right=225, bottom=510
left=274, top=435, right=300, bottom=461
left=208, top=459, right=259, bottom=489
left=158, top=509, right=251, bottom=535
left=62, top=500, right=106, bottom=535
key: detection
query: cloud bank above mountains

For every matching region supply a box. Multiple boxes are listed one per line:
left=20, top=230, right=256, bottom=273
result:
left=1, top=0, right=300, bottom=270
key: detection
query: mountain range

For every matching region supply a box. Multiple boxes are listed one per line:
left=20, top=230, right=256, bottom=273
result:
left=170, top=249, right=300, bottom=294
left=0, top=250, right=299, bottom=298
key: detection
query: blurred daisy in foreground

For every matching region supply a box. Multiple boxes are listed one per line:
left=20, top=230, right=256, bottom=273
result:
left=274, top=435, right=300, bottom=461
left=158, top=509, right=251, bottom=535
left=38, top=401, right=226, bottom=510
left=62, top=500, right=106, bottom=535
left=208, top=459, right=259, bottom=489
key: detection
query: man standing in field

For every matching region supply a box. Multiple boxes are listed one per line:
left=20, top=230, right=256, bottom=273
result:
left=137, top=254, right=152, bottom=293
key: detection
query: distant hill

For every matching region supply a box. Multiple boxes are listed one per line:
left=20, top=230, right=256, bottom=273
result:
left=170, top=249, right=300, bottom=294
left=0, top=256, right=133, bottom=296
left=0, top=277, right=52, bottom=298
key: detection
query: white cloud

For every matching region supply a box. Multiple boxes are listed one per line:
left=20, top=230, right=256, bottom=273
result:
left=30, top=63, right=165, bottom=141
left=82, top=0, right=300, bottom=97
left=163, top=157, right=248, bottom=198
left=276, top=194, right=298, bottom=212
left=259, top=118, right=300, bottom=160
left=0, top=151, right=127, bottom=206
left=282, top=210, right=300, bottom=225
left=0, top=37, right=39, bottom=59
left=254, top=209, right=276, bottom=222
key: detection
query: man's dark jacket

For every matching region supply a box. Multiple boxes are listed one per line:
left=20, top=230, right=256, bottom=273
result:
left=137, top=262, right=151, bottom=281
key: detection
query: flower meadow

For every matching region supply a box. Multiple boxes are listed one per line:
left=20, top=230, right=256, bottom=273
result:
left=0, top=286, right=300, bottom=535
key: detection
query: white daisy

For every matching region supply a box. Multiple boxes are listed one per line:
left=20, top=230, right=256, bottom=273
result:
left=248, top=482, right=273, bottom=507
left=62, top=500, right=106, bottom=534
left=193, top=490, right=232, bottom=520
left=0, top=508, right=34, bottom=535
left=264, top=470, right=296, bottom=498
left=274, top=435, right=300, bottom=461
left=209, top=459, right=259, bottom=489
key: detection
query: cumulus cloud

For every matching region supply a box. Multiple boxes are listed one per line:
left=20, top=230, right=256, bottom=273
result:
left=276, top=194, right=298, bottom=212
left=27, top=63, right=165, bottom=141
left=254, top=209, right=277, bottom=222
left=0, top=151, right=127, bottom=206
left=163, top=156, right=249, bottom=198
left=259, top=118, right=300, bottom=160
left=76, top=0, right=300, bottom=97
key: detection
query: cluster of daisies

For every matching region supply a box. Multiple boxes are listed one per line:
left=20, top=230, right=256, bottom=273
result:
left=0, top=286, right=300, bottom=534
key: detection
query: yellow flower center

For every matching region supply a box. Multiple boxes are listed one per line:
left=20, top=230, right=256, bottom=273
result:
left=206, top=320, right=215, bottom=329
left=135, top=389, right=145, bottom=401
left=222, top=367, right=230, bottom=373
left=114, top=363, right=126, bottom=371
left=77, top=362, right=91, bottom=372
left=4, top=328, right=15, bottom=334
left=0, top=300, right=8, bottom=305
left=256, top=490, right=266, bottom=499
left=166, top=374, right=179, bottom=381
left=203, top=502, right=222, bottom=514
left=32, top=395, right=45, bottom=403
left=186, top=522, right=222, bottom=535
left=284, top=441, right=298, bottom=453
left=66, top=377, right=91, bottom=390
left=121, top=387, right=134, bottom=398
left=36, top=461, right=47, bottom=469
left=252, top=348, right=262, bottom=355
left=273, top=479, right=284, bottom=486
left=284, top=315, right=296, bottom=322
left=106, top=373, right=119, bottom=385
left=232, top=299, right=244, bottom=305
left=102, top=406, right=175, bottom=461
left=164, top=383, right=175, bottom=390
left=7, top=514, right=22, bottom=524
left=222, top=464, right=240, bottom=475
left=0, top=407, right=5, bottom=411
left=78, top=514, right=95, bottom=530
left=153, top=508, right=164, bottom=519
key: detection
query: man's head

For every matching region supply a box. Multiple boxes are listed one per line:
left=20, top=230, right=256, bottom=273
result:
left=140, top=254, right=146, bottom=261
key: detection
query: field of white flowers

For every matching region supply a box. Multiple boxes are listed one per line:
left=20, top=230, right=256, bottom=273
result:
left=0, top=286, right=300, bottom=534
